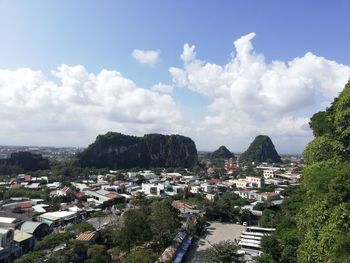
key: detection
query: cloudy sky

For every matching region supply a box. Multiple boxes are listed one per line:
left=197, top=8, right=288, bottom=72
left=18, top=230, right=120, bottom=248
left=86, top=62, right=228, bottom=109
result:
left=1, top=1, right=350, bottom=153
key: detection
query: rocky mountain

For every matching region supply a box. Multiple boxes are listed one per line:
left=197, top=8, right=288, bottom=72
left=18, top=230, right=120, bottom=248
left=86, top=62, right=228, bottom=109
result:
left=240, top=135, right=282, bottom=163
left=77, top=132, right=198, bottom=169
left=0, top=151, right=50, bottom=173
left=211, top=146, right=234, bottom=159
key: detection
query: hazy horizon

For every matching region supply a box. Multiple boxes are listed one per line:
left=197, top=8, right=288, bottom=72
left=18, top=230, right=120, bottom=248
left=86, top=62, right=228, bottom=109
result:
left=1, top=1, right=349, bottom=154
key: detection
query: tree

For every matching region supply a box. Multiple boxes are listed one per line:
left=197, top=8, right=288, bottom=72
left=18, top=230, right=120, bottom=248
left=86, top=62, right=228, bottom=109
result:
left=259, top=209, right=276, bottom=228
left=66, top=222, right=94, bottom=234
left=150, top=199, right=180, bottom=251
left=86, top=244, right=111, bottom=263
left=204, top=240, right=243, bottom=263
left=116, top=208, right=152, bottom=251
left=39, top=232, right=74, bottom=250
left=302, top=136, right=342, bottom=165
left=122, top=249, right=158, bottom=263
left=14, top=251, right=46, bottom=263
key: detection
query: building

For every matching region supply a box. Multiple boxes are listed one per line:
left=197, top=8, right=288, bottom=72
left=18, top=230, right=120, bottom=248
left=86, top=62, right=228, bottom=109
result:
left=14, top=230, right=35, bottom=252
left=20, top=221, right=51, bottom=239
left=141, top=183, right=165, bottom=196
left=239, top=226, right=276, bottom=256
left=0, top=217, right=22, bottom=229
left=83, top=189, right=125, bottom=207
left=0, top=228, right=21, bottom=261
left=255, top=192, right=281, bottom=202
left=76, top=231, right=98, bottom=244
left=245, top=177, right=263, bottom=188
left=37, top=211, right=78, bottom=226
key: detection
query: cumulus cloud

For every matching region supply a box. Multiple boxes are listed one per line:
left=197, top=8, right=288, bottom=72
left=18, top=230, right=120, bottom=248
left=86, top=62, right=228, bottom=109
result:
left=151, top=82, right=173, bottom=94
left=0, top=65, right=181, bottom=146
left=169, top=33, right=350, bottom=152
left=132, top=49, right=160, bottom=66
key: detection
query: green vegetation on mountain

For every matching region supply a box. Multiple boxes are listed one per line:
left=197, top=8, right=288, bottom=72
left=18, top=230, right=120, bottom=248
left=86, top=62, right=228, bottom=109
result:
left=0, top=151, right=49, bottom=174
left=240, top=135, right=282, bottom=163
left=258, top=80, right=350, bottom=263
left=211, top=145, right=235, bottom=159
left=76, top=132, right=198, bottom=169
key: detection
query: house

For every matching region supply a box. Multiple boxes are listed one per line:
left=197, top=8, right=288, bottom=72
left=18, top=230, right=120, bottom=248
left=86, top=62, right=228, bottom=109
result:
left=47, top=182, right=61, bottom=190
left=0, top=228, right=21, bottom=261
left=14, top=230, right=35, bottom=252
left=228, top=179, right=249, bottom=188
left=0, top=217, right=22, bottom=228
left=256, top=192, right=281, bottom=202
left=37, top=211, right=78, bottom=226
left=200, top=183, right=213, bottom=193
left=83, top=189, right=125, bottom=207
left=76, top=231, right=98, bottom=244
left=50, top=186, right=73, bottom=198
left=189, top=186, right=202, bottom=194
left=20, top=221, right=50, bottom=239
left=141, top=183, right=165, bottom=196
left=139, top=171, right=158, bottom=180
left=204, top=193, right=219, bottom=201
left=245, top=176, right=263, bottom=188
left=238, top=189, right=257, bottom=200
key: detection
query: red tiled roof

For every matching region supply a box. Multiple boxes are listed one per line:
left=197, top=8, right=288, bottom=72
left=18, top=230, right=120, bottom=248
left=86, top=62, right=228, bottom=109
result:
left=24, top=175, right=31, bottom=182
left=76, top=231, right=96, bottom=242
left=74, top=192, right=85, bottom=199
left=16, top=203, right=32, bottom=208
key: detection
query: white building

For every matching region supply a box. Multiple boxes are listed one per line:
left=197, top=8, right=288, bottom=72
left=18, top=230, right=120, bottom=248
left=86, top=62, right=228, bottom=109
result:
left=245, top=176, right=263, bottom=188
left=141, top=183, right=165, bottom=196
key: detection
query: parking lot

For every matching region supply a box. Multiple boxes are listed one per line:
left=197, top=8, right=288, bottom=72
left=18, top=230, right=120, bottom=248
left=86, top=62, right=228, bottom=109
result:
left=185, top=221, right=246, bottom=262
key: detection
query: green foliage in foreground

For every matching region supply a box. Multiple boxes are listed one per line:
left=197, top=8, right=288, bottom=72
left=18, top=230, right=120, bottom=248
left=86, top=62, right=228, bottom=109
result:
left=260, top=80, right=350, bottom=262
left=39, top=231, right=75, bottom=250
left=14, top=251, right=46, bottom=263
left=204, top=240, right=243, bottom=263
left=122, top=249, right=158, bottom=263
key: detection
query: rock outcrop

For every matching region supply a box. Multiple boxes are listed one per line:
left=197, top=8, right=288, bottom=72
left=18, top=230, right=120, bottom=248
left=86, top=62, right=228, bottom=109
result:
left=211, top=146, right=234, bottom=159
left=77, top=132, right=198, bottom=168
left=240, top=135, right=282, bottom=163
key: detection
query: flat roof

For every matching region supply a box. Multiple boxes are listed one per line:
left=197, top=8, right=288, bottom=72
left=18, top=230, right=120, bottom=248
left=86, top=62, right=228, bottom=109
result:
left=14, top=230, right=33, bottom=242
left=246, top=226, right=276, bottom=231
left=0, top=216, right=17, bottom=224
left=40, top=211, right=77, bottom=221
left=0, top=228, right=12, bottom=234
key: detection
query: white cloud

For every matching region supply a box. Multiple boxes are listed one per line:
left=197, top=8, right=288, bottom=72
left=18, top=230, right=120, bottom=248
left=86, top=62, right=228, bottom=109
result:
left=0, top=65, right=181, bottom=146
left=132, top=49, right=160, bottom=66
left=151, top=82, right=173, bottom=94
left=180, top=43, right=196, bottom=62
left=169, top=33, right=350, bottom=153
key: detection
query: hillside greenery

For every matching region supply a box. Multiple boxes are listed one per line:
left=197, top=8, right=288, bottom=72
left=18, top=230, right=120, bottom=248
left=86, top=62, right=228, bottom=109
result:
left=258, top=80, right=350, bottom=263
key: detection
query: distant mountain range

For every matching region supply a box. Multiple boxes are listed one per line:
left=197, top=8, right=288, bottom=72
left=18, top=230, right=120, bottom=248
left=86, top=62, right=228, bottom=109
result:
left=76, top=132, right=198, bottom=169
left=0, top=151, right=50, bottom=173
left=211, top=145, right=235, bottom=159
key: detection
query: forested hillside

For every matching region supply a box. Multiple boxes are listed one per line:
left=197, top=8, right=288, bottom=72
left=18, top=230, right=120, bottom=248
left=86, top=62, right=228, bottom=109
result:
left=258, top=80, right=350, bottom=263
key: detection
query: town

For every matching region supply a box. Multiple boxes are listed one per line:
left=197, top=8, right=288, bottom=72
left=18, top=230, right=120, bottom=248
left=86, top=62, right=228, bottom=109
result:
left=0, top=137, right=303, bottom=263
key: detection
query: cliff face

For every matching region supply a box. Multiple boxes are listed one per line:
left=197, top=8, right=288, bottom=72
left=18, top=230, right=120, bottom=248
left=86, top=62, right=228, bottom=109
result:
left=77, top=132, right=198, bottom=169
left=211, top=146, right=234, bottom=159
left=240, top=135, right=282, bottom=163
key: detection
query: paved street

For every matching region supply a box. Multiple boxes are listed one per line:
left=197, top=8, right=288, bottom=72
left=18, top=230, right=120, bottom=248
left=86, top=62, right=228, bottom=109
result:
left=185, top=222, right=246, bottom=263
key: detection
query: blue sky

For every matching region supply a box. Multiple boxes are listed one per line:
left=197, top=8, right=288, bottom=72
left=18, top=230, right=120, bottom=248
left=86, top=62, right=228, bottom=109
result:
left=0, top=0, right=350, bottom=153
